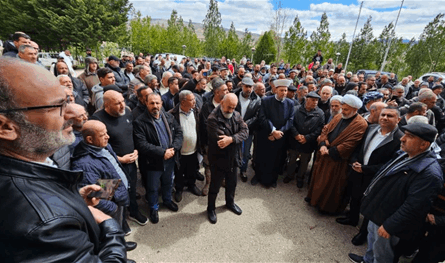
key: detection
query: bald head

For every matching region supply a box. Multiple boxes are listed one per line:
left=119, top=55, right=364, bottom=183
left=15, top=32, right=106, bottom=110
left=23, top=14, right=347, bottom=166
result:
left=71, top=103, right=87, bottom=130
left=82, top=120, right=109, bottom=148
left=103, top=90, right=125, bottom=117
left=220, top=93, right=238, bottom=119
left=369, top=101, right=388, bottom=124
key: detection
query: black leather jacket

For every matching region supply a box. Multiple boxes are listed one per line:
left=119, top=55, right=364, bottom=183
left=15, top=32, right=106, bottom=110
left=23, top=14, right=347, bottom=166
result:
left=0, top=154, right=126, bottom=262
left=233, top=88, right=262, bottom=134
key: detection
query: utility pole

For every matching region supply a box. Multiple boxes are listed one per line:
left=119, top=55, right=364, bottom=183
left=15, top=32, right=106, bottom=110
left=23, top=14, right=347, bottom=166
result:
left=380, top=0, right=404, bottom=72
left=344, top=1, right=363, bottom=72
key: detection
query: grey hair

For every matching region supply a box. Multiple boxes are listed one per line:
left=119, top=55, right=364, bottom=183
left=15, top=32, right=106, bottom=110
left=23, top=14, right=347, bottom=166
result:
left=179, top=90, right=193, bottom=102
left=162, top=71, right=172, bottom=79
left=393, top=85, right=404, bottom=92
left=144, top=74, right=157, bottom=84
left=321, top=86, right=333, bottom=93
left=418, top=90, right=436, bottom=101
left=57, top=74, right=70, bottom=81
left=18, top=45, right=34, bottom=53
left=211, top=77, right=226, bottom=93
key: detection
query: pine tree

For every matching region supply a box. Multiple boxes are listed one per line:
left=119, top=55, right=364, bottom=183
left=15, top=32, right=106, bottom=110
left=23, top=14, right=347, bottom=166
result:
left=202, top=0, right=225, bottom=57
left=283, top=15, right=307, bottom=65
left=255, top=31, right=277, bottom=64
left=349, top=16, right=376, bottom=70
left=308, top=12, right=333, bottom=63
left=220, top=22, right=240, bottom=60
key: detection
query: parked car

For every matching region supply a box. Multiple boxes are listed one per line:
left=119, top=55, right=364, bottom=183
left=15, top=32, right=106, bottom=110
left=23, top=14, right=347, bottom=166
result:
left=356, top=69, right=397, bottom=82
left=38, top=52, right=58, bottom=69
left=419, top=72, right=445, bottom=83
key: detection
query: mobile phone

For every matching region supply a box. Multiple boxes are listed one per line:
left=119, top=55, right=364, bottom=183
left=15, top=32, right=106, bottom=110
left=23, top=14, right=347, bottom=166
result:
left=203, top=71, right=208, bottom=77
left=87, top=179, right=121, bottom=200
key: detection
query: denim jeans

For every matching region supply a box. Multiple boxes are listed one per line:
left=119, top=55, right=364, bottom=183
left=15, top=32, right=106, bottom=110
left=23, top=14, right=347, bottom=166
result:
left=364, top=221, right=400, bottom=263
left=240, top=134, right=254, bottom=173
left=145, top=158, right=175, bottom=210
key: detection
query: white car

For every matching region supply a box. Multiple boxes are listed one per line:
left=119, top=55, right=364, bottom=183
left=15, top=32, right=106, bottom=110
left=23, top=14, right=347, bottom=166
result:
left=38, top=53, right=58, bottom=69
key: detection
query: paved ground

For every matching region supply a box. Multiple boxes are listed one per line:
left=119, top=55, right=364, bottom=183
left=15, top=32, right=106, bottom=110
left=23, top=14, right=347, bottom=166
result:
left=126, top=165, right=367, bottom=263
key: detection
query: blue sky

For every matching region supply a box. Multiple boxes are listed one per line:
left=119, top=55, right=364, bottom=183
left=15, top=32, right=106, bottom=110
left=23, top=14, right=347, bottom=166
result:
left=130, top=0, right=445, bottom=40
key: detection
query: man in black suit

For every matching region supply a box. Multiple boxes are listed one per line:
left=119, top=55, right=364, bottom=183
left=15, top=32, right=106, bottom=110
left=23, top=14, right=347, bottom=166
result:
left=336, top=106, right=404, bottom=245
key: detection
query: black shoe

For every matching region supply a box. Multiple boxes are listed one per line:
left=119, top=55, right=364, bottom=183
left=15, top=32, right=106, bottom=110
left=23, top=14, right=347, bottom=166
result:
left=149, top=209, right=159, bottom=224
left=123, top=219, right=131, bottom=236
left=164, top=201, right=179, bottom=212
left=196, top=171, right=205, bottom=181
left=304, top=197, right=311, bottom=203
left=283, top=176, right=293, bottom=184
left=271, top=182, right=277, bottom=188
left=174, top=190, right=183, bottom=202
left=189, top=185, right=202, bottom=196
left=296, top=180, right=304, bottom=188
left=127, top=260, right=136, bottom=263
left=207, top=209, right=217, bottom=224
left=351, top=232, right=367, bottom=246
left=226, top=203, right=242, bottom=215
left=136, top=192, right=141, bottom=200
left=251, top=176, right=259, bottom=186
left=240, top=172, right=248, bottom=182
left=125, top=241, right=137, bottom=251
left=129, top=212, right=148, bottom=226
left=336, top=217, right=358, bottom=227
left=348, top=253, right=364, bottom=263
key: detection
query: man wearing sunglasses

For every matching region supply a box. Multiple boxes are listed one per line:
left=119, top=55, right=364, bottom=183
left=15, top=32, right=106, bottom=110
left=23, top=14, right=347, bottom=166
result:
left=0, top=57, right=126, bottom=262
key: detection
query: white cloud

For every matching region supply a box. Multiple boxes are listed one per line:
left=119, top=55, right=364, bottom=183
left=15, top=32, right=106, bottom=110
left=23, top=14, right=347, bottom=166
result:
left=129, top=0, right=445, bottom=41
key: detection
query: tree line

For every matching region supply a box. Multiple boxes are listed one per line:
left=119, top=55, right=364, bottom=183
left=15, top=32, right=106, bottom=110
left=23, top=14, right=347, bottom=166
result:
left=1, top=0, right=444, bottom=78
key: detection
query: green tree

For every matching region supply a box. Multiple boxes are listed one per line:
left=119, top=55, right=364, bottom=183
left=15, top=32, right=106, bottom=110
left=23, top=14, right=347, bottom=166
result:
left=220, top=22, right=240, bottom=60
left=334, top=33, right=350, bottom=68
left=255, top=31, right=277, bottom=64
left=239, top=28, right=254, bottom=62
left=348, top=16, right=376, bottom=71
left=202, top=0, right=225, bottom=57
left=283, top=15, right=307, bottom=66
left=0, top=0, right=131, bottom=51
left=307, top=12, right=333, bottom=64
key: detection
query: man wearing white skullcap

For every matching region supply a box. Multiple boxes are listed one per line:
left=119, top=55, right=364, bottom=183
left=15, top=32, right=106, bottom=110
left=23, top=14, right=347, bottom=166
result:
left=252, top=79, right=295, bottom=188
left=306, top=94, right=368, bottom=214
left=326, top=95, right=343, bottom=123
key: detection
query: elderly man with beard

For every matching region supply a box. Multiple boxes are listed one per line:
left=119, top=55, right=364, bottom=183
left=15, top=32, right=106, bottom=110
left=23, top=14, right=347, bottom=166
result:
left=306, top=94, right=368, bottom=214
left=206, top=93, right=248, bottom=223
left=55, top=61, right=90, bottom=109
left=58, top=74, right=88, bottom=109
left=133, top=93, right=183, bottom=223
left=318, top=86, right=333, bottom=113
left=91, top=90, right=148, bottom=227
left=335, top=75, right=347, bottom=94
left=325, top=95, right=342, bottom=123
left=365, top=102, right=388, bottom=125
left=252, top=79, right=295, bottom=188
left=0, top=57, right=126, bottom=262
left=284, top=92, right=325, bottom=188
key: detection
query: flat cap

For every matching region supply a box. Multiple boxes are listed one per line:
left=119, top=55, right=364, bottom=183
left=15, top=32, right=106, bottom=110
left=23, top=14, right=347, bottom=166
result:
left=108, top=55, right=120, bottom=61
left=288, top=85, right=297, bottom=92
left=342, top=94, right=363, bottom=109
left=241, top=77, right=254, bottom=86
left=306, top=91, right=320, bottom=99
left=274, top=79, right=291, bottom=87
left=103, top=84, right=123, bottom=93
left=401, top=123, right=437, bottom=143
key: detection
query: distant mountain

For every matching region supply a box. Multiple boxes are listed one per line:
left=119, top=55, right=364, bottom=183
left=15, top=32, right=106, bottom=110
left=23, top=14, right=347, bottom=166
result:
left=150, top=18, right=262, bottom=42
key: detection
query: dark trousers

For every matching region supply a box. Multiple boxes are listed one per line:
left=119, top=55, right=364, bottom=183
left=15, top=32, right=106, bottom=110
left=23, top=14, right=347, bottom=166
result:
left=121, top=162, right=139, bottom=216
left=207, top=165, right=237, bottom=210
left=175, top=152, right=198, bottom=191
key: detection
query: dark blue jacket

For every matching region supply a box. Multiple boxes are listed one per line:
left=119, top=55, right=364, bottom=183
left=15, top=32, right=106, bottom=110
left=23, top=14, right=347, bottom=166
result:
left=361, top=150, right=444, bottom=240
left=71, top=141, right=130, bottom=215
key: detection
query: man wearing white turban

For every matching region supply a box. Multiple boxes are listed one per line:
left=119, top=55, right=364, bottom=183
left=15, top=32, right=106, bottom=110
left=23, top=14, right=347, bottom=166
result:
left=306, top=94, right=368, bottom=214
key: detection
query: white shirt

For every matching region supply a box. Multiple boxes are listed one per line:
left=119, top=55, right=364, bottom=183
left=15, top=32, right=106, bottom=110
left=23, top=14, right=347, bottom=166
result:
left=363, top=128, right=390, bottom=165
left=212, top=99, right=220, bottom=108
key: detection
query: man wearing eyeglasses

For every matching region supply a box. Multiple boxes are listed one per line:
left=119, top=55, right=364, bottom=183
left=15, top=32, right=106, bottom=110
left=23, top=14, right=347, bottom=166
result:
left=0, top=57, right=126, bottom=262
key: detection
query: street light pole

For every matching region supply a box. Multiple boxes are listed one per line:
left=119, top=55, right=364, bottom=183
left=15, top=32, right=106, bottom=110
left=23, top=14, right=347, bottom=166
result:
left=335, top=52, right=341, bottom=65
left=251, top=47, right=256, bottom=63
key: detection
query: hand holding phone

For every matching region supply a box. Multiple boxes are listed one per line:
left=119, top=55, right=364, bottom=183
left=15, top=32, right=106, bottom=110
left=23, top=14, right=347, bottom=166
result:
left=87, top=179, right=121, bottom=200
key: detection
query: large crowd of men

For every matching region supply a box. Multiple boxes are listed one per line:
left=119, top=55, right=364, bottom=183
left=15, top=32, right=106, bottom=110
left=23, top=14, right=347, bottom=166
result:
left=1, top=31, right=445, bottom=263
